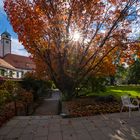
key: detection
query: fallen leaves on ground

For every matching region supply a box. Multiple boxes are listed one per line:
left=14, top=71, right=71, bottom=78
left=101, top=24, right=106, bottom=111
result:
left=65, top=97, right=128, bottom=117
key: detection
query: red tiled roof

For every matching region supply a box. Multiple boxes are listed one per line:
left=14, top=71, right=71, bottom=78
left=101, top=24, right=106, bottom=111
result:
left=0, top=58, right=16, bottom=70
left=4, top=54, right=35, bottom=70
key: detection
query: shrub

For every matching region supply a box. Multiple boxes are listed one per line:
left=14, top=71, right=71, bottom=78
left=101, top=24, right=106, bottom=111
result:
left=128, top=59, right=140, bottom=84
left=0, top=90, right=11, bottom=107
left=0, top=80, right=34, bottom=106
left=20, top=91, right=33, bottom=104
left=0, top=80, right=23, bottom=101
left=0, top=80, right=19, bottom=94
left=94, top=95, right=116, bottom=102
left=79, top=77, right=107, bottom=97
left=89, top=77, right=107, bottom=92
left=21, top=73, right=54, bottom=100
left=0, top=80, right=34, bottom=127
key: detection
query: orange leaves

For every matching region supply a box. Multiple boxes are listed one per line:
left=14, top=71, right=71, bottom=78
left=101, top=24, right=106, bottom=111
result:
left=110, top=0, right=117, bottom=5
left=34, top=6, right=40, bottom=13
left=97, top=56, right=116, bottom=76
left=137, top=54, right=140, bottom=59
left=117, top=42, right=140, bottom=66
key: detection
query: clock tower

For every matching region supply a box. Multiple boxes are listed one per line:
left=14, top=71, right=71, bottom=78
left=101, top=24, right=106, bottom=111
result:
left=0, top=31, right=11, bottom=57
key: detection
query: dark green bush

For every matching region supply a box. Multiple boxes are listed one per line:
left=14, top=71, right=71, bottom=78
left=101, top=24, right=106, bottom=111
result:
left=94, top=95, right=116, bottom=102
left=90, top=77, right=106, bottom=92
left=21, top=74, right=54, bottom=100
left=80, top=77, right=107, bottom=94
left=128, top=59, right=140, bottom=84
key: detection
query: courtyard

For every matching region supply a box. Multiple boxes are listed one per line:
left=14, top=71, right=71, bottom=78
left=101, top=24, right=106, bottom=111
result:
left=0, top=111, right=140, bottom=140
left=0, top=0, right=140, bottom=140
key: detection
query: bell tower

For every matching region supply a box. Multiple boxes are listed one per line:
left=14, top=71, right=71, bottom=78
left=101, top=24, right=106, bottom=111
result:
left=0, top=31, right=11, bottom=57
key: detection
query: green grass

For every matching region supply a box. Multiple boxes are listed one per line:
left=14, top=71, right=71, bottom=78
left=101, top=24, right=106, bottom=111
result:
left=87, top=85, right=140, bottom=100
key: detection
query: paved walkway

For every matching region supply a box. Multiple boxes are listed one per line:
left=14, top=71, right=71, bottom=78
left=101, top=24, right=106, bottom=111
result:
left=0, top=111, right=140, bottom=140
left=34, top=91, right=61, bottom=115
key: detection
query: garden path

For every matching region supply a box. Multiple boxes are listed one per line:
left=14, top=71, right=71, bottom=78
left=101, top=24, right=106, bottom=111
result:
left=34, top=90, right=61, bottom=115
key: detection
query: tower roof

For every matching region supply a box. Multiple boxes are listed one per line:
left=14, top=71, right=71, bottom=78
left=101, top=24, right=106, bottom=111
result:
left=1, top=31, right=11, bottom=37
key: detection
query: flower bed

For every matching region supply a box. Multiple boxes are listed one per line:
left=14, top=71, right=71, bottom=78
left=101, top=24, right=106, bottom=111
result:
left=64, top=97, right=128, bottom=117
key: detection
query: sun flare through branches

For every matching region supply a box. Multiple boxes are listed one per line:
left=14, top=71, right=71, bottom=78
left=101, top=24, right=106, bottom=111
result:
left=71, top=31, right=81, bottom=42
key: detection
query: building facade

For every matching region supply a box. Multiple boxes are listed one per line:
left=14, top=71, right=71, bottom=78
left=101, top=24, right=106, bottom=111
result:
left=0, top=31, right=35, bottom=79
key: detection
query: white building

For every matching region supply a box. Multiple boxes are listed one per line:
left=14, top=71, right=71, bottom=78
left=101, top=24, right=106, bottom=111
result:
left=0, top=31, right=35, bottom=79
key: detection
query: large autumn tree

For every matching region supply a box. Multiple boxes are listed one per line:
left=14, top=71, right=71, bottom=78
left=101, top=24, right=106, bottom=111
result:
left=4, top=0, right=140, bottom=99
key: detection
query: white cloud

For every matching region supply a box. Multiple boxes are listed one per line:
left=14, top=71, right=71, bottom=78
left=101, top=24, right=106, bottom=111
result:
left=0, top=0, right=4, bottom=7
left=11, top=38, right=29, bottom=56
left=0, top=0, right=5, bottom=14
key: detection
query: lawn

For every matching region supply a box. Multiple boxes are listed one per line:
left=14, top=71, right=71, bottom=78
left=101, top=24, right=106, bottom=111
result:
left=87, top=85, right=140, bottom=100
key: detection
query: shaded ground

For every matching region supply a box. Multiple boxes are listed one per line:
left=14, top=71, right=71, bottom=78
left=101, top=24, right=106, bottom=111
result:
left=34, top=90, right=61, bottom=115
left=0, top=111, right=140, bottom=140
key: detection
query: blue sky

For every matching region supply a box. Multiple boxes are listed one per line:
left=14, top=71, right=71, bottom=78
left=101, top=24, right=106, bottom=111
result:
left=0, top=0, right=29, bottom=56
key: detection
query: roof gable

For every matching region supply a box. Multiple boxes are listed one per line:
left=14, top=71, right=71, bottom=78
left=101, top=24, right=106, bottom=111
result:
left=0, top=58, right=16, bottom=70
left=4, top=54, right=35, bottom=70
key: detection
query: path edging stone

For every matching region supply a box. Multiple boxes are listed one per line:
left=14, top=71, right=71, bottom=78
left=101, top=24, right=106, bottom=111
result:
left=60, top=102, right=71, bottom=118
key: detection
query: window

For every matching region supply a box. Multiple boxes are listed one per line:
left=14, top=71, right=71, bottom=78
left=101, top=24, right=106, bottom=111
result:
left=6, top=40, right=9, bottom=44
left=0, top=69, right=5, bottom=76
left=9, top=71, right=13, bottom=77
left=21, top=71, right=24, bottom=77
left=17, top=72, right=19, bottom=78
